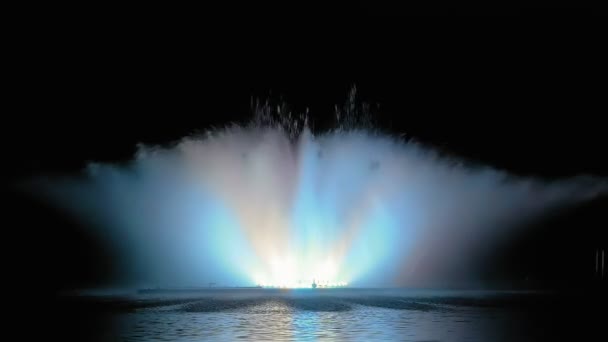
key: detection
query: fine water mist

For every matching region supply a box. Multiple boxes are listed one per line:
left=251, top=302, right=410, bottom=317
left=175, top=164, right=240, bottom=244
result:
left=27, top=96, right=607, bottom=289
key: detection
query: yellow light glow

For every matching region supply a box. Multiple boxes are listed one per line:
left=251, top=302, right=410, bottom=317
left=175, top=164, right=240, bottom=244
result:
left=252, top=254, right=349, bottom=289
left=255, top=278, right=348, bottom=289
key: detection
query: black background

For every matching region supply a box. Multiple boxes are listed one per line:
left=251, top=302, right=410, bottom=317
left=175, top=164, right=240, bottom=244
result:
left=4, top=5, right=607, bottom=310
left=3, top=7, right=607, bottom=342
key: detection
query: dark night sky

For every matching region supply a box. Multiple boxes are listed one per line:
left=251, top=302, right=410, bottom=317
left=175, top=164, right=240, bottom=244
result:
left=4, top=15, right=608, bottom=295
left=9, top=42, right=608, bottom=181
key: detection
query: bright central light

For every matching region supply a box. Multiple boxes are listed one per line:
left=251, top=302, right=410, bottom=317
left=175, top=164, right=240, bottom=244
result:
left=256, top=279, right=349, bottom=289
left=253, top=257, right=349, bottom=288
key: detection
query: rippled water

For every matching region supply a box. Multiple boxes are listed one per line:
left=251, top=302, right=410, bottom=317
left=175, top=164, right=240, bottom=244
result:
left=60, top=289, right=605, bottom=341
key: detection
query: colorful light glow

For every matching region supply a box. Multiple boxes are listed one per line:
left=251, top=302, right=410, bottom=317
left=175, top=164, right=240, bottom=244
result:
left=35, top=114, right=607, bottom=289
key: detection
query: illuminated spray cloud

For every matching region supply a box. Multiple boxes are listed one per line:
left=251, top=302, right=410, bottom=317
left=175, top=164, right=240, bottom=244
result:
left=32, top=97, right=607, bottom=289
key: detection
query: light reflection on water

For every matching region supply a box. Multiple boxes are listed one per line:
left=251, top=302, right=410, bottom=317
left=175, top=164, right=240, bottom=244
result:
left=114, top=289, right=516, bottom=341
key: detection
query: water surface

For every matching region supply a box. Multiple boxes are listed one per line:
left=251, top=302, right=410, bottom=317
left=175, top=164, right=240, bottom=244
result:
left=54, top=289, right=606, bottom=341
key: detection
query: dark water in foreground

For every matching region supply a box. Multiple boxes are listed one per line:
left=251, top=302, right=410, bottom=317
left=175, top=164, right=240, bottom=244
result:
left=49, top=289, right=605, bottom=341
